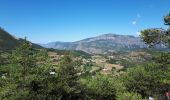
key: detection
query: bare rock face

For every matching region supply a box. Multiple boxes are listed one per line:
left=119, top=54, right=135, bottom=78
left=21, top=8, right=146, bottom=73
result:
left=41, top=33, right=166, bottom=54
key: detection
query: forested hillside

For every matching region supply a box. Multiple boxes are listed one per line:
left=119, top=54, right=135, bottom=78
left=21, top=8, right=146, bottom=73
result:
left=0, top=28, right=43, bottom=51
left=0, top=27, right=19, bottom=50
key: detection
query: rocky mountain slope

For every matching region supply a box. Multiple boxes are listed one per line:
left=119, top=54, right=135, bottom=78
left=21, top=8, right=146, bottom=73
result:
left=42, top=34, right=148, bottom=54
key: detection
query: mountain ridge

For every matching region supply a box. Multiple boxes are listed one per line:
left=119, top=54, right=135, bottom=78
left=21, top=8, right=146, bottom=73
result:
left=41, top=33, right=148, bottom=54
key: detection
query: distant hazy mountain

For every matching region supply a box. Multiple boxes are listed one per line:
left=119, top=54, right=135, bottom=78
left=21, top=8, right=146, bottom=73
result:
left=0, top=28, right=43, bottom=50
left=41, top=34, right=149, bottom=54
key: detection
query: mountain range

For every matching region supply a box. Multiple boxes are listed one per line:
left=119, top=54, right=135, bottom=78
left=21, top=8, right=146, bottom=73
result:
left=41, top=34, right=149, bottom=54
left=0, top=28, right=166, bottom=54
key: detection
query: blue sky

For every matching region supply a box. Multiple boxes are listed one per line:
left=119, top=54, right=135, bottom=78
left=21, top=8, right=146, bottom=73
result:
left=0, top=0, right=170, bottom=43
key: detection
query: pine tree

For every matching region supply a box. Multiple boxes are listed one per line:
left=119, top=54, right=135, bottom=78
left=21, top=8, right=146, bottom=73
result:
left=140, top=13, right=170, bottom=47
left=56, top=55, right=82, bottom=99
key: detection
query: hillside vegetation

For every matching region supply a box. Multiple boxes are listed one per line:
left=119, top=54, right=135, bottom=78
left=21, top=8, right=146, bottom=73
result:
left=0, top=27, right=19, bottom=50
left=0, top=28, right=43, bottom=51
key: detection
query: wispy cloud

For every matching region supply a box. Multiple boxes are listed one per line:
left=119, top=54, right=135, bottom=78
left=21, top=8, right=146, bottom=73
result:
left=132, top=21, right=137, bottom=25
left=132, top=13, right=142, bottom=25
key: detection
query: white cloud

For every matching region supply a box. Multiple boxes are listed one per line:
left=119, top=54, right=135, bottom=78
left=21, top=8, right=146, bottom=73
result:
left=136, top=32, right=141, bottom=35
left=132, top=13, right=141, bottom=25
left=132, top=21, right=137, bottom=25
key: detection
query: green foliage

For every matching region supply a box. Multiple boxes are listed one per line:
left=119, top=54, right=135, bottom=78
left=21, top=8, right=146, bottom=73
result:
left=0, top=40, right=53, bottom=100
left=123, top=63, right=170, bottom=98
left=140, top=13, right=170, bottom=47
left=106, top=58, right=117, bottom=64
left=70, top=50, right=91, bottom=59
left=135, top=13, right=170, bottom=99
left=140, top=29, right=163, bottom=46
left=83, top=63, right=93, bottom=72
left=0, top=52, right=3, bottom=64
left=56, top=56, right=82, bottom=99
left=0, top=27, right=19, bottom=50
left=83, top=74, right=116, bottom=100
left=0, top=39, right=84, bottom=99
left=164, top=13, right=170, bottom=25
left=116, top=92, right=143, bottom=100
left=47, top=49, right=91, bottom=59
left=153, top=52, right=170, bottom=65
left=123, top=66, right=150, bottom=97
